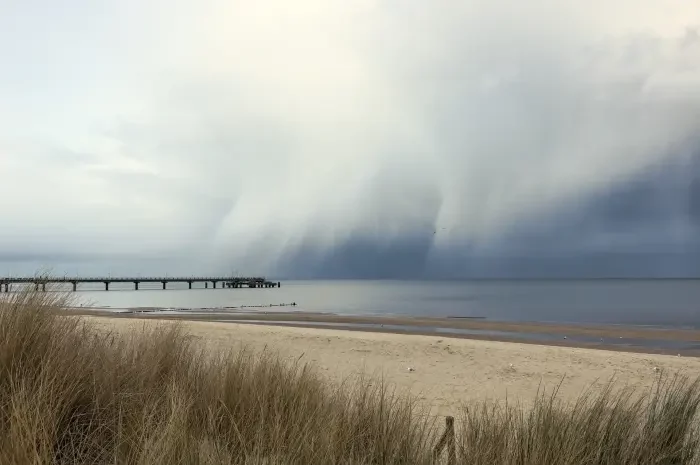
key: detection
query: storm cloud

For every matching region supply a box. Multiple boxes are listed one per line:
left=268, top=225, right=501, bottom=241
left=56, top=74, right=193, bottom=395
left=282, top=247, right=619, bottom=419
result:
left=1, top=0, right=699, bottom=277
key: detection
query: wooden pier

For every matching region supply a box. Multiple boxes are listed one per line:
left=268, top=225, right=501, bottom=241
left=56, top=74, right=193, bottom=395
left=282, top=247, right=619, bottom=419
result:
left=0, top=276, right=280, bottom=292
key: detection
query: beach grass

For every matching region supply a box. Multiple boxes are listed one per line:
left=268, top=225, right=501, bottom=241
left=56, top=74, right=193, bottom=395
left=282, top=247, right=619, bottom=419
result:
left=0, top=287, right=699, bottom=464
left=457, top=377, right=700, bottom=464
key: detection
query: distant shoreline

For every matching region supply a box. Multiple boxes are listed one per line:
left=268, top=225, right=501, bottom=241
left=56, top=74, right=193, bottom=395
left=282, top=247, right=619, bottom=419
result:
left=70, top=307, right=700, bottom=357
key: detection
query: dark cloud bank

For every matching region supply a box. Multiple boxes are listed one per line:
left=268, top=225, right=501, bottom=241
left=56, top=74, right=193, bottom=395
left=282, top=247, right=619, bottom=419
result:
left=276, top=149, right=700, bottom=279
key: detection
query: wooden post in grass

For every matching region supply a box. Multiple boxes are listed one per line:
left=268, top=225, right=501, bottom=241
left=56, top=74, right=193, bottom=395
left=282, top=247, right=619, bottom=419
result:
left=433, top=416, right=456, bottom=465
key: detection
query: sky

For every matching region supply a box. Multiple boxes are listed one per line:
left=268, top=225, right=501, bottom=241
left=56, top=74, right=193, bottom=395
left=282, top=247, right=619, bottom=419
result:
left=1, top=0, right=699, bottom=278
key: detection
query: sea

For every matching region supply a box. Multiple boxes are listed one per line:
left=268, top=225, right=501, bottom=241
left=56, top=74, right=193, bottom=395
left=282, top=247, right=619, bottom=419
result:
left=68, top=279, right=700, bottom=329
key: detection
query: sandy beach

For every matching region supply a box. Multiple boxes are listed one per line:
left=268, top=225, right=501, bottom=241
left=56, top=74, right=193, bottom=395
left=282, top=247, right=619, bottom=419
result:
left=89, top=316, right=700, bottom=417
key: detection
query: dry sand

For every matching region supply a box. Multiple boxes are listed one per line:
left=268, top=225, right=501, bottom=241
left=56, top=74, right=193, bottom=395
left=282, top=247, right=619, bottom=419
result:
left=88, top=316, right=700, bottom=416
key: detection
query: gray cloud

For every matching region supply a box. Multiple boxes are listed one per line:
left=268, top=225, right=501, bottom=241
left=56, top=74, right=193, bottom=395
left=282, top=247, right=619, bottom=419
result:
left=1, top=1, right=699, bottom=277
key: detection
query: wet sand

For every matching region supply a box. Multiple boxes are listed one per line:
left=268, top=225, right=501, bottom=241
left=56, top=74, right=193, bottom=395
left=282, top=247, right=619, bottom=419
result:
left=74, top=309, right=700, bottom=356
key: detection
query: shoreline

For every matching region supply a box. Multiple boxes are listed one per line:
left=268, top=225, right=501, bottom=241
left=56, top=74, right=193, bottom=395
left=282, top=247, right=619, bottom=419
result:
left=70, top=307, right=700, bottom=357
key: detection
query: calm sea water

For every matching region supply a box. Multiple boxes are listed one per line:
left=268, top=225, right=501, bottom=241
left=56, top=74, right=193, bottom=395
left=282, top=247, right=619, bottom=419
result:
left=67, top=280, right=700, bottom=328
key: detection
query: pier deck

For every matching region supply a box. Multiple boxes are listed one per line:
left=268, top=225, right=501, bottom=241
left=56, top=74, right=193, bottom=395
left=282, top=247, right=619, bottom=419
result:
left=0, top=276, right=280, bottom=292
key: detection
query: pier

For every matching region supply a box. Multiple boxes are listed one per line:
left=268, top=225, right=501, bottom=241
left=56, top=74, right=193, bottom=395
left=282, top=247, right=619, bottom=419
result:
left=0, top=276, right=281, bottom=292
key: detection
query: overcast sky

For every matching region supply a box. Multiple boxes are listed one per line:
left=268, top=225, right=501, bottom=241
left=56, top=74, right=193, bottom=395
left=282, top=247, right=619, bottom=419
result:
left=1, top=0, right=699, bottom=278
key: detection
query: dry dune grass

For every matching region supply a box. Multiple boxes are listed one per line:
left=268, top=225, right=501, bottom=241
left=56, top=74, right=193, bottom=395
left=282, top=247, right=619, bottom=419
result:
left=1, top=286, right=700, bottom=464
left=0, top=289, right=434, bottom=464
left=458, top=378, right=700, bottom=464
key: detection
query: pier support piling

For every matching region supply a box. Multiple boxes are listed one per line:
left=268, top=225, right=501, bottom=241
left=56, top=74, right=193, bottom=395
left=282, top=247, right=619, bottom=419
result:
left=104, top=282, right=109, bottom=291
left=72, top=282, right=77, bottom=292
left=205, top=282, right=208, bottom=289
left=162, top=282, right=166, bottom=290
left=188, top=281, right=192, bottom=289
left=134, top=282, right=139, bottom=291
